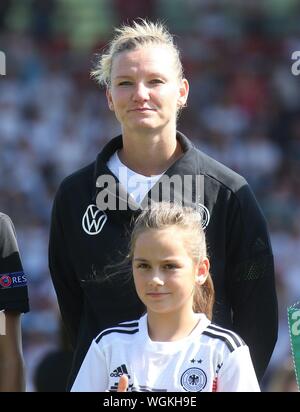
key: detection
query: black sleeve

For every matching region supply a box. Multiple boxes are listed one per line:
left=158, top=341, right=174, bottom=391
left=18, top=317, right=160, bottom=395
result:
left=0, top=214, right=29, bottom=313
left=48, top=189, right=83, bottom=349
left=226, top=184, right=278, bottom=382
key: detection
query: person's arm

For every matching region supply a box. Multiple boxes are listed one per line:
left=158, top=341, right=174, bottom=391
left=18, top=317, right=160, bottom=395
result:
left=49, top=189, right=83, bottom=349
left=70, top=340, right=108, bottom=392
left=0, top=214, right=29, bottom=315
left=217, top=346, right=260, bottom=392
left=0, top=310, right=25, bottom=392
left=226, top=183, right=278, bottom=382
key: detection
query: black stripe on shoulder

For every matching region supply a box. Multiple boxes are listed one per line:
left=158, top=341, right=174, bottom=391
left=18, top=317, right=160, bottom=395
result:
left=117, top=321, right=139, bottom=328
left=202, top=330, right=235, bottom=352
left=96, top=328, right=139, bottom=344
left=207, top=324, right=245, bottom=347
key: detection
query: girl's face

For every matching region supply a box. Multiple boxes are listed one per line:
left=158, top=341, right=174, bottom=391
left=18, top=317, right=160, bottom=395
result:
left=106, top=45, right=189, bottom=134
left=132, top=227, right=208, bottom=317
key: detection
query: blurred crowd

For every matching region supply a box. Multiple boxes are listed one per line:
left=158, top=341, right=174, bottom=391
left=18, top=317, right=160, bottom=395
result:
left=0, top=0, right=299, bottom=392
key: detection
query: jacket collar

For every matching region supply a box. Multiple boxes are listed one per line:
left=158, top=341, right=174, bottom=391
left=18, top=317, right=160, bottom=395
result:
left=92, top=131, right=199, bottom=215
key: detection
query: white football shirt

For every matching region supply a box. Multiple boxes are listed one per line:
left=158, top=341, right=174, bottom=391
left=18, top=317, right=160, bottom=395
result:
left=71, top=313, right=260, bottom=392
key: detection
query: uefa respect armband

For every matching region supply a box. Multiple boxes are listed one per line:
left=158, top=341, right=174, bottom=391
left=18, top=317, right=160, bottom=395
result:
left=287, top=301, right=300, bottom=391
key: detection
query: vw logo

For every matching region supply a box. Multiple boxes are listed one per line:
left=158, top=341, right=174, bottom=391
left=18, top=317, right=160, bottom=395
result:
left=82, top=205, right=107, bottom=235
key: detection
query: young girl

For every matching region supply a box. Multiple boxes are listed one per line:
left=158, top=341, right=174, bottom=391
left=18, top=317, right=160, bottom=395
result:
left=71, top=202, right=260, bottom=392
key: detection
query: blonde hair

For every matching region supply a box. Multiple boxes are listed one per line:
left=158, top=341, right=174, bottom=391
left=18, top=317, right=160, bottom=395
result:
left=91, top=19, right=184, bottom=87
left=129, top=202, right=215, bottom=320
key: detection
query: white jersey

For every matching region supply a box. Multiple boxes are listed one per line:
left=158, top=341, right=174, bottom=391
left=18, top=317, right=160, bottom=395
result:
left=71, top=313, right=260, bottom=392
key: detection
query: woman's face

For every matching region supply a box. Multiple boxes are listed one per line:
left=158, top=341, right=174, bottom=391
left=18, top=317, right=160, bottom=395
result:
left=106, top=45, right=189, bottom=134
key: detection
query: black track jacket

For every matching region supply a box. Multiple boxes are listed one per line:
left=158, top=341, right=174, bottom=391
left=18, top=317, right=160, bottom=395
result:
left=49, top=132, right=278, bottom=387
